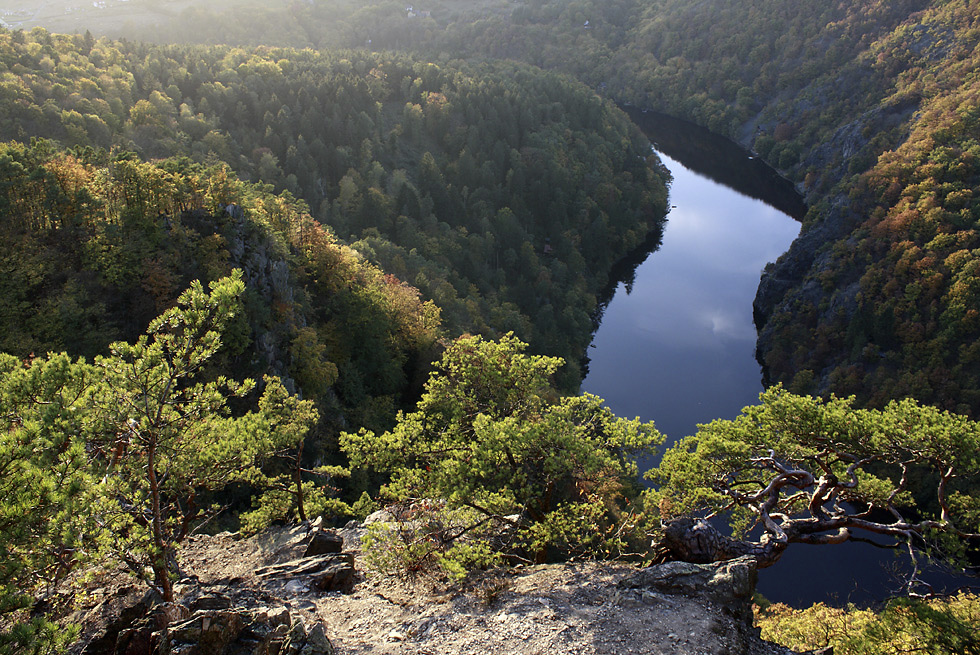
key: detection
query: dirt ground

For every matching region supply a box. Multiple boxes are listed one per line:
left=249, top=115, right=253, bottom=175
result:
left=144, top=523, right=795, bottom=655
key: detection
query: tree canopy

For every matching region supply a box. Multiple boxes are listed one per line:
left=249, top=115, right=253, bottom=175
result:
left=0, top=352, right=93, bottom=654
left=88, top=271, right=318, bottom=601
left=649, top=387, right=980, bottom=592
left=0, top=271, right=319, bottom=652
left=8, top=2, right=980, bottom=651
left=341, top=333, right=662, bottom=575
left=0, top=30, right=668, bottom=387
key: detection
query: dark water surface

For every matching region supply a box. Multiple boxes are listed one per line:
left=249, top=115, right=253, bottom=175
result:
left=584, top=110, right=969, bottom=606
left=583, top=112, right=800, bottom=443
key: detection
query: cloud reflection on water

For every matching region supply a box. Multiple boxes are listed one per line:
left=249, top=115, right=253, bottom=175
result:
left=582, top=151, right=799, bottom=441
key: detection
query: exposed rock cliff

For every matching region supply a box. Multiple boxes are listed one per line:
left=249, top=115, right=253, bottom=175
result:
left=66, top=523, right=798, bottom=655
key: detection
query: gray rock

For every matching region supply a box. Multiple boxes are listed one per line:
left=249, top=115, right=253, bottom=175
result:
left=311, top=563, right=355, bottom=592
left=168, top=609, right=247, bottom=654
left=255, top=554, right=354, bottom=579
left=187, top=591, right=232, bottom=612
left=284, top=580, right=308, bottom=596
left=303, top=530, right=343, bottom=557
left=159, top=606, right=334, bottom=655
left=622, top=555, right=758, bottom=622
left=363, top=509, right=395, bottom=524
left=299, top=622, right=335, bottom=655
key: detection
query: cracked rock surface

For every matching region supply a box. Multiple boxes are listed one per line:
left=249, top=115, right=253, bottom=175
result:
left=68, top=523, right=796, bottom=655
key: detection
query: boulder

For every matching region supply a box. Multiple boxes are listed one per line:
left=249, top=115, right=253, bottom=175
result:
left=255, top=553, right=356, bottom=595
left=621, top=555, right=758, bottom=623
left=77, top=588, right=167, bottom=655
left=300, top=622, right=335, bottom=655
left=311, top=563, right=355, bottom=592
left=163, top=607, right=334, bottom=655
left=255, top=554, right=354, bottom=579
left=186, top=591, right=233, bottom=612
left=363, top=508, right=396, bottom=524
left=303, top=530, right=343, bottom=557
left=167, top=609, right=247, bottom=654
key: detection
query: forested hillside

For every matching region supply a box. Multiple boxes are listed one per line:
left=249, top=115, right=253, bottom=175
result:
left=0, top=140, right=444, bottom=438
left=0, top=28, right=668, bottom=389
left=434, top=0, right=980, bottom=415
left=445, top=0, right=980, bottom=415
left=106, top=0, right=980, bottom=414
left=5, top=2, right=980, bottom=652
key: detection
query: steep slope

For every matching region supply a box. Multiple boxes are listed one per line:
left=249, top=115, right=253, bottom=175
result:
left=446, top=0, right=980, bottom=413
left=0, top=141, right=441, bottom=438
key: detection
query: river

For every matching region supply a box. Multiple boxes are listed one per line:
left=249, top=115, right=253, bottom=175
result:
left=583, top=111, right=801, bottom=444
left=583, top=110, right=967, bottom=607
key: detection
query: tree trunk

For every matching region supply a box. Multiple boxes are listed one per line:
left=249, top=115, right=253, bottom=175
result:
left=294, top=443, right=307, bottom=523
left=653, top=517, right=787, bottom=568
left=147, top=437, right=174, bottom=602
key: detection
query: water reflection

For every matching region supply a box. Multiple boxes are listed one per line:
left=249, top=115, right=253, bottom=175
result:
left=582, top=149, right=799, bottom=441
left=625, top=108, right=807, bottom=220
left=583, top=112, right=972, bottom=607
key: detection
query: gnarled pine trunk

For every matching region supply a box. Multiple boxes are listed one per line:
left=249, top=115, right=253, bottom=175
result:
left=653, top=518, right=788, bottom=569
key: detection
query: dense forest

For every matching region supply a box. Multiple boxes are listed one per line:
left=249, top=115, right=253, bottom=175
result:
left=0, top=28, right=668, bottom=391
left=101, top=0, right=980, bottom=414
left=4, top=0, right=980, bottom=652
left=445, top=0, right=980, bottom=416
left=0, top=138, right=447, bottom=435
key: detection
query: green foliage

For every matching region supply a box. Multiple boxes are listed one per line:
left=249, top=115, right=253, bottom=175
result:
left=239, top=449, right=350, bottom=535
left=650, top=387, right=980, bottom=576
left=239, top=481, right=349, bottom=536
left=0, top=139, right=444, bottom=455
left=0, top=617, right=78, bottom=655
left=89, top=272, right=317, bottom=600
left=288, top=327, right=338, bottom=400
left=361, top=504, right=503, bottom=582
left=101, top=0, right=980, bottom=414
left=757, top=592, right=980, bottom=655
left=0, top=353, right=94, bottom=653
left=342, top=333, right=661, bottom=572
left=0, top=28, right=668, bottom=387
left=0, top=271, right=321, bottom=644
left=350, top=491, right=379, bottom=520
left=0, top=273, right=320, bottom=621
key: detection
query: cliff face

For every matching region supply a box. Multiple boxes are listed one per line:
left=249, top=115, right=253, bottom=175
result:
left=752, top=195, right=864, bottom=388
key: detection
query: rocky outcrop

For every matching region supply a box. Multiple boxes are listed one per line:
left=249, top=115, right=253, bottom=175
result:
left=621, top=556, right=759, bottom=625
left=224, top=212, right=301, bottom=389
left=74, top=527, right=354, bottom=655
left=304, top=531, right=344, bottom=557
left=108, top=601, right=335, bottom=655
left=255, top=552, right=356, bottom=594
left=70, top=523, right=801, bottom=655
left=164, top=604, right=334, bottom=655
left=753, top=192, right=862, bottom=332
